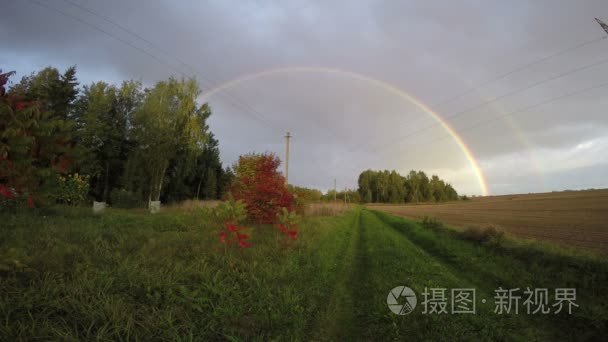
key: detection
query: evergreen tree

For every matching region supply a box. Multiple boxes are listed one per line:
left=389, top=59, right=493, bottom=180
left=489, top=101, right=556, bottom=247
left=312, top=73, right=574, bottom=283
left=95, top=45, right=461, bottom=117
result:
left=356, top=169, right=459, bottom=204
left=203, top=168, right=217, bottom=199
left=0, top=67, right=79, bottom=205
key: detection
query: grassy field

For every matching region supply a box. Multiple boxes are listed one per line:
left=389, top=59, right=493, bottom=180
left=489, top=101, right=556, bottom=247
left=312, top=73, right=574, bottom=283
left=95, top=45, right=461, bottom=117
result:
left=0, top=206, right=607, bottom=340
left=367, top=189, right=608, bottom=252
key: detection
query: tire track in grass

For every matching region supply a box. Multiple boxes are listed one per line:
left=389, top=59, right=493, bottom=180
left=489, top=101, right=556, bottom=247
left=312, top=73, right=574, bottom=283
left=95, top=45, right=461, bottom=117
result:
left=358, top=209, right=502, bottom=340
left=310, top=209, right=555, bottom=340
left=356, top=209, right=557, bottom=341
left=310, top=208, right=491, bottom=340
left=371, top=210, right=518, bottom=290
left=369, top=210, right=568, bottom=340
left=349, top=207, right=374, bottom=339
left=313, top=208, right=380, bottom=341
left=308, top=209, right=362, bottom=340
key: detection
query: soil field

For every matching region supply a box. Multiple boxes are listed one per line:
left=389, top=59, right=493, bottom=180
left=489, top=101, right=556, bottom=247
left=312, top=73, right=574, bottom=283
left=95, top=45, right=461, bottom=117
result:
left=367, top=189, right=608, bottom=252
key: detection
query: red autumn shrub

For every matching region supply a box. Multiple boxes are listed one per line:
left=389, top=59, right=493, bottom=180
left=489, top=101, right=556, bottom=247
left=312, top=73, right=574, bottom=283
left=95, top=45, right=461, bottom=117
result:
left=230, top=153, right=294, bottom=224
left=219, top=222, right=252, bottom=248
left=1, top=69, right=76, bottom=208
left=213, top=196, right=253, bottom=249
left=276, top=207, right=299, bottom=242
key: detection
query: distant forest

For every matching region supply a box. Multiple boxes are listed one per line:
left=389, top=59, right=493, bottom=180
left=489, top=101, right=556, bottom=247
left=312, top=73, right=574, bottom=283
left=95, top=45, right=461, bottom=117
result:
left=2, top=65, right=462, bottom=209
left=357, top=169, right=459, bottom=203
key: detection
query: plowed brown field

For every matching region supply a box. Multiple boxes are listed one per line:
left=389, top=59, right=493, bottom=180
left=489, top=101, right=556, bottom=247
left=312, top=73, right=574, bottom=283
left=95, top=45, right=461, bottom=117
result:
left=367, top=189, right=608, bottom=251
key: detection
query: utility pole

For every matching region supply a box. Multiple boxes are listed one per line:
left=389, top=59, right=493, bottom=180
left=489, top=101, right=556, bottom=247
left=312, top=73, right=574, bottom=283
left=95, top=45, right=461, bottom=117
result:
left=334, top=179, right=337, bottom=202
left=284, top=131, right=291, bottom=185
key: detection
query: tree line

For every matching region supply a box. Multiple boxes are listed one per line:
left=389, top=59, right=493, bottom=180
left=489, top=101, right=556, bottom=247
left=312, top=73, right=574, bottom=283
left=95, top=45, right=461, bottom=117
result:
left=358, top=169, right=459, bottom=203
left=1, top=66, right=232, bottom=208
left=2, top=65, right=462, bottom=209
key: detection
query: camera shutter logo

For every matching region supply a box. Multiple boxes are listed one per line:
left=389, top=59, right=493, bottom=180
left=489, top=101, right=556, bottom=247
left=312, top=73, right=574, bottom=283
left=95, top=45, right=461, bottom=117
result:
left=387, top=286, right=417, bottom=315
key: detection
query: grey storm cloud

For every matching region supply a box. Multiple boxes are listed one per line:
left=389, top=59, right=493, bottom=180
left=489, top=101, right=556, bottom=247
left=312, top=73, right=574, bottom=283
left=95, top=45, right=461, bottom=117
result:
left=2, top=0, right=608, bottom=195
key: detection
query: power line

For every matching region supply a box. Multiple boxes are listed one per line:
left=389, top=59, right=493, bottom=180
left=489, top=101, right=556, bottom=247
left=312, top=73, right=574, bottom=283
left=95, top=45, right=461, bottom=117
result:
left=54, top=0, right=608, bottom=149
left=28, top=0, right=186, bottom=77
left=337, top=33, right=607, bottom=159
left=432, top=35, right=607, bottom=107
left=59, top=0, right=278, bottom=130
left=349, top=79, right=608, bottom=170
left=24, top=0, right=608, bottom=166
left=28, top=0, right=278, bottom=130
left=333, top=41, right=608, bottom=164
left=61, top=0, right=189, bottom=69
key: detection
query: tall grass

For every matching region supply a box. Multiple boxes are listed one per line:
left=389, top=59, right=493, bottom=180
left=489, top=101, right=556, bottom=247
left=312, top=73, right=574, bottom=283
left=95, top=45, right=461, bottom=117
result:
left=0, top=207, right=360, bottom=340
left=1, top=207, right=606, bottom=340
left=304, top=202, right=354, bottom=216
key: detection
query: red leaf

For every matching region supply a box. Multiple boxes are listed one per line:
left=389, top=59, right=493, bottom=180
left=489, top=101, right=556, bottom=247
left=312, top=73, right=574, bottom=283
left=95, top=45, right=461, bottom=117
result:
left=225, top=222, right=240, bottom=232
left=236, top=233, right=250, bottom=240
left=219, top=231, right=227, bottom=244
left=0, top=185, right=14, bottom=199
left=238, top=240, right=252, bottom=248
left=230, top=153, right=295, bottom=224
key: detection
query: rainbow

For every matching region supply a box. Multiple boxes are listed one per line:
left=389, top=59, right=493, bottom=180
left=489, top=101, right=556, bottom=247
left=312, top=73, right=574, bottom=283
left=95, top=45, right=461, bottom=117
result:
left=200, top=67, right=490, bottom=196
left=447, top=73, right=545, bottom=193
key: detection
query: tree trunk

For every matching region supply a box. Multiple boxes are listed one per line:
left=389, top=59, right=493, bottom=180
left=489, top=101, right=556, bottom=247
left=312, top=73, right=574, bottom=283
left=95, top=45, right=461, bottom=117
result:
left=154, top=163, right=167, bottom=201
left=102, top=161, right=110, bottom=202
left=196, top=177, right=203, bottom=200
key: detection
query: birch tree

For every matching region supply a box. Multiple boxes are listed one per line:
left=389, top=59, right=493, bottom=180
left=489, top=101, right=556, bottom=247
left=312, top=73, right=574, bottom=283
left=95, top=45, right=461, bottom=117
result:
left=130, top=78, right=208, bottom=205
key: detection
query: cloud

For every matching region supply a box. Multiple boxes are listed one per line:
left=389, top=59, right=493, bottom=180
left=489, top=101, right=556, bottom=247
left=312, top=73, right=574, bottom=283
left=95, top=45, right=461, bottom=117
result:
left=2, top=0, right=608, bottom=195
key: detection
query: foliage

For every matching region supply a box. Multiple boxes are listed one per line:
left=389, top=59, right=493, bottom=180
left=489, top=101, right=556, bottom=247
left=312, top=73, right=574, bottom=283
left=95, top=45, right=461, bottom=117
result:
left=0, top=67, right=79, bottom=207
left=203, top=168, right=217, bottom=199
left=110, top=188, right=143, bottom=209
left=53, top=173, right=90, bottom=206
left=73, top=81, right=141, bottom=202
left=321, top=188, right=360, bottom=203
left=213, top=196, right=252, bottom=248
left=127, top=78, right=210, bottom=203
left=0, top=208, right=606, bottom=340
left=460, top=224, right=505, bottom=246
left=304, top=202, right=353, bottom=216
left=162, top=111, right=224, bottom=203
left=2, top=66, right=235, bottom=208
left=212, top=195, right=248, bottom=224
left=290, top=186, right=323, bottom=202
left=420, top=216, right=445, bottom=230
left=177, top=133, right=230, bottom=201
left=276, top=207, right=299, bottom=241
left=289, top=185, right=322, bottom=214
left=219, top=222, right=252, bottom=248
left=357, top=169, right=459, bottom=203
left=0, top=184, right=31, bottom=212
left=231, top=152, right=294, bottom=224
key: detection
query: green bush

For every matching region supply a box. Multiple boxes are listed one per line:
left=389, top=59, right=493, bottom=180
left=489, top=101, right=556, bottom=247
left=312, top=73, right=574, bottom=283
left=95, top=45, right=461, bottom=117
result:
left=0, top=195, right=19, bottom=213
left=53, top=173, right=90, bottom=206
left=110, top=189, right=143, bottom=209
left=460, top=224, right=505, bottom=246
left=211, top=195, right=247, bottom=224
left=421, top=216, right=444, bottom=230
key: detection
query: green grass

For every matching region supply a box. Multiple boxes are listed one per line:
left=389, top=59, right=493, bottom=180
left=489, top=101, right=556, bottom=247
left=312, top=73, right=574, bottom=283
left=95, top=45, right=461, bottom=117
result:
left=0, top=207, right=606, bottom=340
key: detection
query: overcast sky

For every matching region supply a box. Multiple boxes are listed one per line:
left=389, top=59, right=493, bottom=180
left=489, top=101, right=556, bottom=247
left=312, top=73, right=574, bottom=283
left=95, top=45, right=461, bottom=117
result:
left=2, top=0, right=608, bottom=195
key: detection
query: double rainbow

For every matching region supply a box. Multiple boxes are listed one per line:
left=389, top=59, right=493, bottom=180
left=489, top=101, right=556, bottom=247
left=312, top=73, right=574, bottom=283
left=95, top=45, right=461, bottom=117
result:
left=200, top=67, right=490, bottom=196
